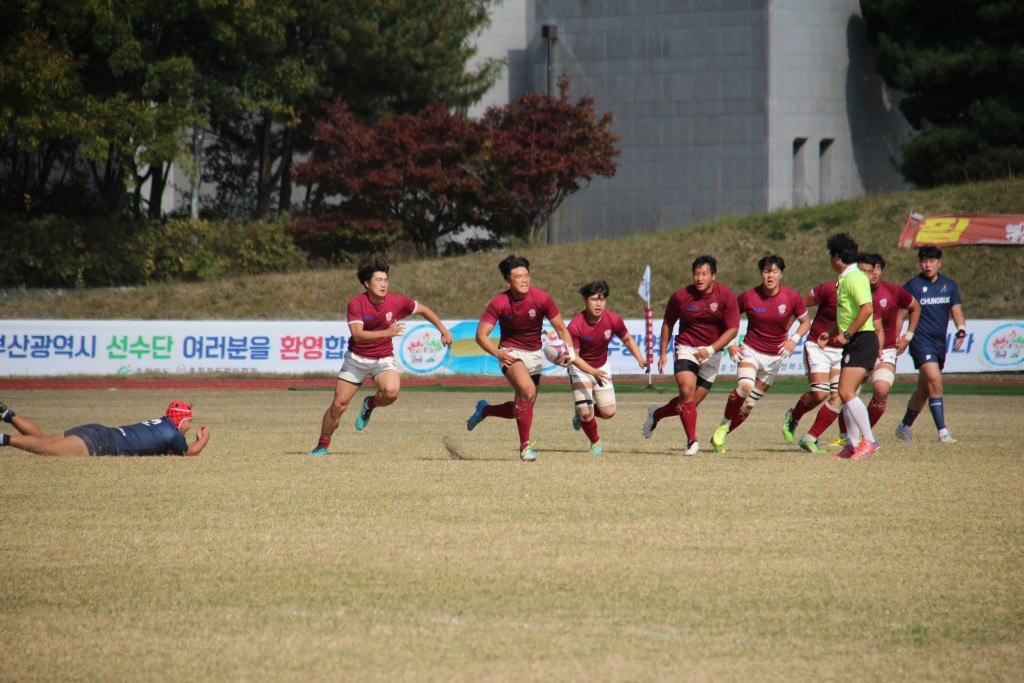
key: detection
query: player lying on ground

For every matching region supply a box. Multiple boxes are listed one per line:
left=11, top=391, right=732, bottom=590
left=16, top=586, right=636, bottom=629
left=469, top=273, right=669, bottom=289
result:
left=0, top=400, right=210, bottom=456
left=563, top=280, right=648, bottom=454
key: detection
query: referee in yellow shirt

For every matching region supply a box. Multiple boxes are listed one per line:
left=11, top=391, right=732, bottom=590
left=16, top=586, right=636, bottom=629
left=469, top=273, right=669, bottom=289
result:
left=818, top=233, right=879, bottom=459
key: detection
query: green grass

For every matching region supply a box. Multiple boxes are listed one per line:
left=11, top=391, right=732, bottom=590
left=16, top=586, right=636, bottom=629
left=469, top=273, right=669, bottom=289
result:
left=3, top=178, right=1023, bottom=321
left=2, top=388, right=1022, bottom=681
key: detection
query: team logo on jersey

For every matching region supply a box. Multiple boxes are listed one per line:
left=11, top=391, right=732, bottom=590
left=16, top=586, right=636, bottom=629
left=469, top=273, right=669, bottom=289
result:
left=777, top=304, right=787, bottom=315
left=710, top=303, right=719, bottom=313
left=529, top=308, right=537, bottom=319
left=385, top=312, right=394, bottom=323
left=879, top=298, right=889, bottom=309
left=922, top=286, right=928, bottom=293
left=604, top=330, right=612, bottom=340
left=940, top=284, right=949, bottom=293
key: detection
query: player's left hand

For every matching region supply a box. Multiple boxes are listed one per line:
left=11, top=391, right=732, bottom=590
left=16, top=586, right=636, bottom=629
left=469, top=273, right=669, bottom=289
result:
left=440, top=331, right=453, bottom=347
left=896, top=337, right=909, bottom=355
left=779, top=339, right=797, bottom=359
left=953, top=329, right=966, bottom=351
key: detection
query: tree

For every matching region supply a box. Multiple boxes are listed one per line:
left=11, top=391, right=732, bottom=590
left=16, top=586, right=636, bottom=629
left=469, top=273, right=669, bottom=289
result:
left=476, top=76, right=620, bottom=242
left=861, top=0, right=1024, bottom=187
left=294, top=100, right=483, bottom=256
left=205, top=0, right=502, bottom=219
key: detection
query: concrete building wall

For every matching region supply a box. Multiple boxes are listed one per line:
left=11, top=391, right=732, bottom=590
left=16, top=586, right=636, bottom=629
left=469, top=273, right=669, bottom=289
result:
left=534, top=0, right=771, bottom=243
left=467, top=0, right=534, bottom=118
left=766, top=0, right=908, bottom=211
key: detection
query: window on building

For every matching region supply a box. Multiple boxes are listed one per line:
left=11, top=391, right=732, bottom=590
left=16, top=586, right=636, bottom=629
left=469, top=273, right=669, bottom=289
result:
left=819, top=139, right=834, bottom=205
left=792, top=138, right=807, bottom=207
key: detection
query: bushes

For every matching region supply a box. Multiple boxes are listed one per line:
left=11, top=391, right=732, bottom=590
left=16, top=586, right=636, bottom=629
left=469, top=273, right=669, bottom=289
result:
left=0, top=216, right=305, bottom=287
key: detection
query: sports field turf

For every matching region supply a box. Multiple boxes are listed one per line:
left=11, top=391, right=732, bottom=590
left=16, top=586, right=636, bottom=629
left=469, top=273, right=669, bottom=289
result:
left=2, top=387, right=1022, bottom=681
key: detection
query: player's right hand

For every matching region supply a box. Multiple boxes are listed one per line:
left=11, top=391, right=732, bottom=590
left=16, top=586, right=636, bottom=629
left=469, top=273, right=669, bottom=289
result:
left=388, top=322, right=406, bottom=337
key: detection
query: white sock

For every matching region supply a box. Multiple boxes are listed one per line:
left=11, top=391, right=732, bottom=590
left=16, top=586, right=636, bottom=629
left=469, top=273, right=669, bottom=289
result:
left=843, top=397, right=874, bottom=443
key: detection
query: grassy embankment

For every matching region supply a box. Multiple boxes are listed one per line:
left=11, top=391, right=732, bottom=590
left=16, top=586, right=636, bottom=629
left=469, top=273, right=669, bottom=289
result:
left=4, top=178, right=1024, bottom=322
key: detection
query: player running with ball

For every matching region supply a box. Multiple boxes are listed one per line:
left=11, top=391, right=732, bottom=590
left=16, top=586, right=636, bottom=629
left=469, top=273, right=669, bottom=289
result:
left=643, top=255, right=740, bottom=455
left=563, top=280, right=648, bottom=454
left=466, top=255, right=575, bottom=461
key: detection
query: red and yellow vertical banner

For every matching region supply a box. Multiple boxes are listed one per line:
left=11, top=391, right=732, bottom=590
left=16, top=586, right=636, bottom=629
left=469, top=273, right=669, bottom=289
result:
left=899, top=213, right=1024, bottom=247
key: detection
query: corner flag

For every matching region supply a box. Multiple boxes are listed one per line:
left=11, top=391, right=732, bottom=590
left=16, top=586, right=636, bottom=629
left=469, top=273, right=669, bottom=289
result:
left=638, top=265, right=653, bottom=386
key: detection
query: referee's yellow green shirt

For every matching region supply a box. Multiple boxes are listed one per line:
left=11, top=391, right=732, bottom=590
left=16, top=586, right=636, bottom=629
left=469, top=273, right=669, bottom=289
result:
left=836, top=264, right=875, bottom=333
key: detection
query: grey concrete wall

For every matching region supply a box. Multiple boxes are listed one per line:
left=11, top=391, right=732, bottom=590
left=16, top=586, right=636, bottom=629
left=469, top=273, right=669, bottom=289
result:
left=766, top=0, right=909, bottom=211
left=535, top=0, right=771, bottom=242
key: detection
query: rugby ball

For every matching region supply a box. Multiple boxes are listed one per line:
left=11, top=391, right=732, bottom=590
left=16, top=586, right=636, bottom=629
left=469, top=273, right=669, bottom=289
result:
left=543, top=339, right=572, bottom=367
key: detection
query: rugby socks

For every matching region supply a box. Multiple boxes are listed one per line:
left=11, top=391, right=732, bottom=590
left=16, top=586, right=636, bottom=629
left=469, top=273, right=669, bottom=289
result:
left=0, top=434, right=9, bottom=446
left=513, top=399, right=534, bottom=450
left=366, top=396, right=376, bottom=411
left=484, top=401, right=515, bottom=419
left=928, top=398, right=947, bottom=430
left=867, top=397, right=887, bottom=427
left=807, top=402, right=841, bottom=439
left=900, top=407, right=921, bottom=428
left=789, top=393, right=817, bottom=423
left=843, top=397, right=874, bottom=444
left=722, top=389, right=744, bottom=425
left=580, top=415, right=600, bottom=444
left=653, top=396, right=680, bottom=422
left=0, top=405, right=13, bottom=423
left=316, top=437, right=330, bottom=450
left=679, top=401, right=698, bottom=442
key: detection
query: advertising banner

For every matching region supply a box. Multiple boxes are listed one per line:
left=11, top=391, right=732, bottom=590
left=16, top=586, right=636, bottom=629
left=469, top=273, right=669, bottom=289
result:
left=2, top=319, right=1021, bottom=377
left=898, top=213, right=1024, bottom=247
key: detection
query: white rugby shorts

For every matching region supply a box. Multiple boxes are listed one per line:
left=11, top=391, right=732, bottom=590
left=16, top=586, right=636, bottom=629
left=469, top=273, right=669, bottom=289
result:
left=337, top=350, right=399, bottom=384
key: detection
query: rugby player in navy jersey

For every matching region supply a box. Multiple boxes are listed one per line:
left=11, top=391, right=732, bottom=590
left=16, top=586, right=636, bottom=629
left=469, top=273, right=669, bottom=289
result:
left=895, top=246, right=966, bottom=444
left=0, top=400, right=210, bottom=456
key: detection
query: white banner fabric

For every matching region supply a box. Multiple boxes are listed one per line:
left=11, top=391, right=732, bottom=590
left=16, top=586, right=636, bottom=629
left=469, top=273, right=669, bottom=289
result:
left=0, top=319, right=1021, bottom=377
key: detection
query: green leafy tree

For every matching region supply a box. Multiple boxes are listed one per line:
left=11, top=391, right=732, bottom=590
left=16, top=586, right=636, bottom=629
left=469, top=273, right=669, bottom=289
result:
left=206, top=0, right=502, bottom=219
left=475, top=77, right=620, bottom=243
left=861, top=0, right=1024, bottom=186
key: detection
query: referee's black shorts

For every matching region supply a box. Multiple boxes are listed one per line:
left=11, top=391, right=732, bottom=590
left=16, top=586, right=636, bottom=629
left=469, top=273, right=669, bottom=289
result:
left=842, top=331, right=879, bottom=371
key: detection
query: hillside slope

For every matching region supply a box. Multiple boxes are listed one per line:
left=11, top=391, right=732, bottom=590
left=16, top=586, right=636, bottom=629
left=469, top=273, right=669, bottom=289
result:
left=4, top=179, right=1023, bottom=320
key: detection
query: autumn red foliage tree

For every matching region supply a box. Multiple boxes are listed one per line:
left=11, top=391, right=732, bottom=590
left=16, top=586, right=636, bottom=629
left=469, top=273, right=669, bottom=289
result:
left=294, top=100, right=483, bottom=257
left=294, top=78, right=620, bottom=258
left=476, top=77, right=620, bottom=243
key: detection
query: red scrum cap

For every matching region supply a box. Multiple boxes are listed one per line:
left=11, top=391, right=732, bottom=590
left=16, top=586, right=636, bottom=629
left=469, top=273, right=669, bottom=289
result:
left=166, top=400, right=193, bottom=428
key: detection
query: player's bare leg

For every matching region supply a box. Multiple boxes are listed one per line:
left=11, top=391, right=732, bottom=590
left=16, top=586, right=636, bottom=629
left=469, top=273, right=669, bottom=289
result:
left=6, top=433, right=90, bottom=456
left=899, top=362, right=952, bottom=442
left=357, top=369, right=400, bottom=430
left=312, top=380, right=360, bottom=454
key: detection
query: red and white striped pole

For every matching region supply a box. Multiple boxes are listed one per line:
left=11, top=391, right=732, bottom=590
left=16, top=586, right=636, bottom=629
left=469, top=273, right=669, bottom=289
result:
left=638, top=264, right=653, bottom=388
left=645, top=304, right=654, bottom=388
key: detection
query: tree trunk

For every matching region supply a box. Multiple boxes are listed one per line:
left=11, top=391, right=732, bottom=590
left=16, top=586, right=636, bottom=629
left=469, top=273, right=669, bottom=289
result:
left=255, top=113, right=275, bottom=218
left=278, top=125, right=296, bottom=213
left=147, top=162, right=166, bottom=219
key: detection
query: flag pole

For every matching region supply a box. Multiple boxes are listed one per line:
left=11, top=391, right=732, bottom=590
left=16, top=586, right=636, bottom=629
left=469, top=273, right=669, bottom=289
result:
left=637, top=265, right=654, bottom=389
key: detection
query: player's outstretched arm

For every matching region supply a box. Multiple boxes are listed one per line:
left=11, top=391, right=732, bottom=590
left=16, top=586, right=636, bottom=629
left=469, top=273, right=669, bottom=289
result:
left=416, top=303, right=453, bottom=347
left=620, top=333, right=648, bottom=370
left=184, top=426, right=210, bottom=456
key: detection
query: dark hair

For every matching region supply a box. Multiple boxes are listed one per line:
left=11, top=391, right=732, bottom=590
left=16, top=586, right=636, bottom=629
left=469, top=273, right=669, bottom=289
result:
left=858, top=252, right=886, bottom=269
left=758, top=254, right=785, bottom=272
left=498, top=254, right=530, bottom=281
left=356, top=255, right=389, bottom=285
left=691, top=255, right=717, bottom=274
left=826, top=232, right=859, bottom=265
left=579, top=280, right=610, bottom=298
left=918, top=245, right=942, bottom=261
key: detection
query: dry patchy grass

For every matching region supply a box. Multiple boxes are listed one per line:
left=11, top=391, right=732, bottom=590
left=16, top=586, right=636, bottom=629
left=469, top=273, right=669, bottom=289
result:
left=1, top=388, right=1022, bottom=682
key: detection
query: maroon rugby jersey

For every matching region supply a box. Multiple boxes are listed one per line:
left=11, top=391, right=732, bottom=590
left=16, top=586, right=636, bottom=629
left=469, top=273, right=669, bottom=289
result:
left=568, top=309, right=629, bottom=367
left=346, top=292, right=418, bottom=358
left=481, top=288, right=559, bottom=351
left=873, top=280, right=915, bottom=349
left=662, top=284, right=740, bottom=348
left=737, top=285, right=807, bottom=355
left=807, top=281, right=841, bottom=349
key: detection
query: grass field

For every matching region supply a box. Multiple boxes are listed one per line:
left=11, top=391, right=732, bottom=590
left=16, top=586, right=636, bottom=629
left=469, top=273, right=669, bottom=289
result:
left=2, top=387, right=1022, bottom=681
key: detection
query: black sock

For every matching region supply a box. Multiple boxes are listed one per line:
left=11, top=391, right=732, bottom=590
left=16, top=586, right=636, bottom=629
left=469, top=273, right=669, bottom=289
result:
left=0, top=434, right=9, bottom=446
left=901, top=408, right=920, bottom=427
